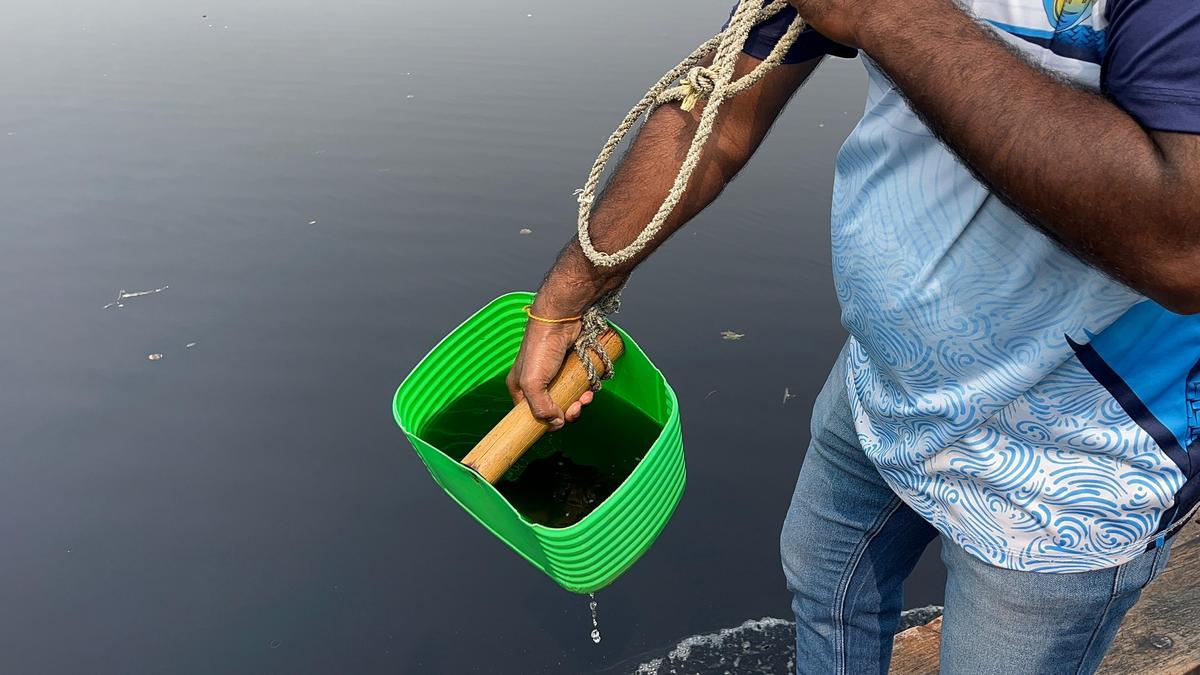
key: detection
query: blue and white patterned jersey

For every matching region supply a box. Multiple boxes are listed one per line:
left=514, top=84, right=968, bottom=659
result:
left=738, top=0, right=1200, bottom=571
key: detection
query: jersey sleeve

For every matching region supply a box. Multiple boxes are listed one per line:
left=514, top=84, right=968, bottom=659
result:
left=1102, top=0, right=1200, bottom=133
left=726, top=4, right=857, bottom=64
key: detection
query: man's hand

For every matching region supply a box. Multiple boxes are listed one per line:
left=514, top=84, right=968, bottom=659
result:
left=505, top=318, right=593, bottom=431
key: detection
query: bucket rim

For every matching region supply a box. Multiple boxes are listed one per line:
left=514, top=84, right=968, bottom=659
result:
left=392, top=291, right=681, bottom=533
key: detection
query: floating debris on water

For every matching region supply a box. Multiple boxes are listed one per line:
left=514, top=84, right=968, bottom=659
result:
left=589, top=592, right=601, bottom=644
left=147, top=353, right=163, bottom=361
left=634, top=617, right=794, bottom=674
left=308, top=219, right=317, bottom=225
left=704, top=389, right=718, bottom=400
left=185, top=342, right=197, bottom=348
left=634, top=658, right=663, bottom=674
left=103, top=285, right=169, bottom=309
left=406, top=94, right=415, bottom=99
left=120, top=286, right=169, bottom=299
left=720, top=330, right=745, bottom=341
left=519, top=228, right=533, bottom=235
left=782, top=387, right=796, bottom=405
left=615, top=607, right=945, bottom=674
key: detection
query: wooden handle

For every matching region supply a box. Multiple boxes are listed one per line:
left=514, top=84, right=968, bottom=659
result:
left=461, top=329, right=625, bottom=484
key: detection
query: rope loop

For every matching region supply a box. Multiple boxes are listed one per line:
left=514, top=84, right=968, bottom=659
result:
left=575, top=0, right=804, bottom=270
left=568, top=0, right=808, bottom=388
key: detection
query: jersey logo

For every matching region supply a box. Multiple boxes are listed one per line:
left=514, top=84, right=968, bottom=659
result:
left=988, top=0, right=1106, bottom=65
left=1046, top=0, right=1096, bottom=32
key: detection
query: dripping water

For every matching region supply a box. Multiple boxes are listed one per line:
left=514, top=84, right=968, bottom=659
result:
left=589, top=592, right=601, bottom=644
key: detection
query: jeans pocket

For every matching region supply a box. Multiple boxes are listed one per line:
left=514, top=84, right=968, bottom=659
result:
left=1150, top=542, right=1174, bottom=581
left=1115, top=543, right=1172, bottom=596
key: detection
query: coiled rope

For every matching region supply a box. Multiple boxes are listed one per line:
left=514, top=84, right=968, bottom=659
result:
left=571, top=0, right=806, bottom=389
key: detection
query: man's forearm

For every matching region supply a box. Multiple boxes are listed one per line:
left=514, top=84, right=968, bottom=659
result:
left=532, top=56, right=818, bottom=318
left=855, top=0, right=1200, bottom=311
left=531, top=104, right=730, bottom=318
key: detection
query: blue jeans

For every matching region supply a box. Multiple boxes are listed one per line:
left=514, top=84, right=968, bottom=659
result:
left=782, top=345, right=1174, bottom=675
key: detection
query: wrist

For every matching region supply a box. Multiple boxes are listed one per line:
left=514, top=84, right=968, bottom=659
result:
left=532, top=239, right=628, bottom=317
left=531, top=273, right=602, bottom=319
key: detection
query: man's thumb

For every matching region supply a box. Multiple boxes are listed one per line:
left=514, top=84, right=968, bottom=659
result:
left=524, top=387, right=565, bottom=428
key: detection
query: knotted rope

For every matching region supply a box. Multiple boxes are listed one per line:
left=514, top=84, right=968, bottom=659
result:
left=573, top=286, right=623, bottom=390
left=571, top=0, right=806, bottom=389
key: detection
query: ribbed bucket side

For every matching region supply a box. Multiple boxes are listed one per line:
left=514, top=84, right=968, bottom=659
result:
left=394, top=292, right=685, bottom=593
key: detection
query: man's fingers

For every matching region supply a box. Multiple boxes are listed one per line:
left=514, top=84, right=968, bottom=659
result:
left=522, top=383, right=565, bottom=429
left=506, top=368, right=525, bottom=405
left=563, top=390, right=596, bottom=423
left=565, top=400, right=583, bottom=422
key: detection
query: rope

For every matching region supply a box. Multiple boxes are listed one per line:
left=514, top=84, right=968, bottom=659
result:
left=570, top=0, right=806, bottom=390
left=573, top=286, right=623, bottom=390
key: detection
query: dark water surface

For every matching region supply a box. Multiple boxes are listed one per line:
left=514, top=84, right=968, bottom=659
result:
left=0, top=0, right=945, bottom=672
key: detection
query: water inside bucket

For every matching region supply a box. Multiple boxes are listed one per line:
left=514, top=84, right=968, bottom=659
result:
left=419, top=375, right=661, bottom=528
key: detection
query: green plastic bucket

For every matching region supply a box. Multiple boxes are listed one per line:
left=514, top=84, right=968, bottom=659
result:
left=393, top=292, right=685, bottom=593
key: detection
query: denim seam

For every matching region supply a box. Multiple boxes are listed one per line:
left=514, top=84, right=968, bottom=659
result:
left=1151, top=544, right=1172, bottom=580
left=1073, top=564, right=1123, bottom=675
left=832, top=495, right=904, bottom=675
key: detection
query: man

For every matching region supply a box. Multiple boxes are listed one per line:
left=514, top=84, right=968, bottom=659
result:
left=506, top=0, right=1200, bottom=671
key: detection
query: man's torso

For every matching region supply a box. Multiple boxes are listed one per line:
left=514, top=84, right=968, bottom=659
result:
left=831, top=0, right=1200, bottom=571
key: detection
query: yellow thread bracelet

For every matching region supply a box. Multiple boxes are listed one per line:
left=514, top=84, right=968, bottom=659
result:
left=523, top=305, right=582, bottom=325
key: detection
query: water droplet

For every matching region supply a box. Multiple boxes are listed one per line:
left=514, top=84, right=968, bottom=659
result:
left=588, top=592, right=601, bottom=644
